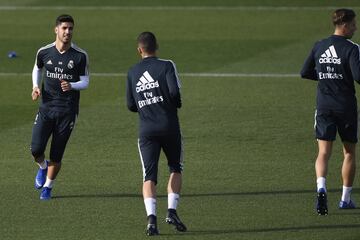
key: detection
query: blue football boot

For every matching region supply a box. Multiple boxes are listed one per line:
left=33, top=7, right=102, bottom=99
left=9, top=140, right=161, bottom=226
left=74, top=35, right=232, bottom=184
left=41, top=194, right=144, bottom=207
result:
left=40, top=187, right=52, bottom=200
left=34, top=161, right=48, bottom=189
left=339, top=200, right=356, bottom=209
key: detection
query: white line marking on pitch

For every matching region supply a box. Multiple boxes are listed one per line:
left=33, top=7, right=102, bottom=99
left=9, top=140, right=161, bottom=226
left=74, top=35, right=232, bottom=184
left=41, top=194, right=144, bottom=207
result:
left=0, top=6, right=358, bottom=11
left=0, top=72, right=298, bottom=78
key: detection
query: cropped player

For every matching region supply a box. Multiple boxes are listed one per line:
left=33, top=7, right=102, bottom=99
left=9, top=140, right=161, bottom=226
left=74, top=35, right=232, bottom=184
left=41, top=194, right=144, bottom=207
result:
left=126, top=32, right=187, bottom=235
left=300, top=9, right=360, bottom=214
left=31, top=14, right=89, bottom=200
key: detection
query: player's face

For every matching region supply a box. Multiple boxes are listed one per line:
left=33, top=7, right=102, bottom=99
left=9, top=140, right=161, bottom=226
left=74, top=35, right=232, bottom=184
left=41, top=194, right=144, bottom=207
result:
left=345, top=18, right=357, bottom=39
left=55, top=22, right=74, bottom=44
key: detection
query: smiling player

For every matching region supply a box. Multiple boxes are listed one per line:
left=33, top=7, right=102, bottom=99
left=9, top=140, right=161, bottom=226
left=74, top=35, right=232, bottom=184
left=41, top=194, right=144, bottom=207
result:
left=30, top=14, right=89, bottom=200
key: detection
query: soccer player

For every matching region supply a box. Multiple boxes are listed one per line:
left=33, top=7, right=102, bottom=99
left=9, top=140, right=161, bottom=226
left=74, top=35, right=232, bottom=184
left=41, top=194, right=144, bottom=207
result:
left=30, top=14, right=89, bottom=200
left=301, top=9, right=360, bottom=215
left=126, top=32, right=187, bottom=235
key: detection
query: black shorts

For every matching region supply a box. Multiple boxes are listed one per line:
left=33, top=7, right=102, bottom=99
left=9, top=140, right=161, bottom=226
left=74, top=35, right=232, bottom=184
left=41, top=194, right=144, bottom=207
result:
left=138, top=133, right=184, bottom=184
left=315, top=109, right=358, bottom=143
left=30, top=110, right=76, bottom=162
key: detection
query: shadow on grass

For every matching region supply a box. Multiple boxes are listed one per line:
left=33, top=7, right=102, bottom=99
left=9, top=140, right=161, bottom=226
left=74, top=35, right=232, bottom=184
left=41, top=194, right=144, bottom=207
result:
left=181, top=188, right=354, bottom=198
left=53, top=193, right=141, bottom=199
left=184, top=224, right=360, bottom=235
left=52, top=188, right=359, bottom=199
left=332, top=211, right=360, bottom=216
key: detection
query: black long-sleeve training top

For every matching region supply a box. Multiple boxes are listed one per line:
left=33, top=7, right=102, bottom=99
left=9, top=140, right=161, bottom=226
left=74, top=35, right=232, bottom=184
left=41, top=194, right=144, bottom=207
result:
left=34, top=42, right=89, bottom=114
left=301, top=35, right=360, bottom=111
left=126, top=56, right=182, bottom=136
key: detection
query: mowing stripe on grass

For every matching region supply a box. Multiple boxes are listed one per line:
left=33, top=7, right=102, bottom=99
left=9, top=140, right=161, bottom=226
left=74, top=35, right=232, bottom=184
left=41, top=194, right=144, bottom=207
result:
left=0, top=6, right=359, bottom=11
left=0, top=72, right=299, bottom=78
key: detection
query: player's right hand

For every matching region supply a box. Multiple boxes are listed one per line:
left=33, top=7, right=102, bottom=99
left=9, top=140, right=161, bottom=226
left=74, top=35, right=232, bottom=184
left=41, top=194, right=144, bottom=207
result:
left=32, top=87, right=41, bottom=101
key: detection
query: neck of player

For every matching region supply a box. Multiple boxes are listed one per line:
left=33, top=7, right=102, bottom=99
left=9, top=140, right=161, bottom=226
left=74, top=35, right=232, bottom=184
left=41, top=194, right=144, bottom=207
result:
left=334, top=25, right=353, bottom=39
left=56, top=41, right=71, bottom=54
left=142, top=54, right=156, bottom=59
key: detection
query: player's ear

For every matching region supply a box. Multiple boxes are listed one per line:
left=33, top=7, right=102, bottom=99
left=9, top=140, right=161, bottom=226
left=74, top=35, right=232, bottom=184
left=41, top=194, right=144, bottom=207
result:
left=137, top=47, right=142, bottom=55
left=54, top=26, right=58, bottom=35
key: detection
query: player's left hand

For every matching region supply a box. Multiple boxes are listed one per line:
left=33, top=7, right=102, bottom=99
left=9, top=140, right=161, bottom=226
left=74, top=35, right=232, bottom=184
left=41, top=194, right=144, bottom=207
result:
left=60, top=79, right=72, bottom=92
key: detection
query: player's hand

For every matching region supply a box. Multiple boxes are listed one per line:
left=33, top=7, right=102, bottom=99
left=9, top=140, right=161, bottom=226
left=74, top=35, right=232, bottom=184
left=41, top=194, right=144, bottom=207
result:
left=60, top=80, right=72, bottom=92
left=31, top=87, right=41, bottom=101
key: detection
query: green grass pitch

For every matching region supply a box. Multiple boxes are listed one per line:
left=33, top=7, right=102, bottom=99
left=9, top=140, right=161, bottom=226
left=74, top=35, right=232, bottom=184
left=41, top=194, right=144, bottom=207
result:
left=1, top=0, right=360, bottom=239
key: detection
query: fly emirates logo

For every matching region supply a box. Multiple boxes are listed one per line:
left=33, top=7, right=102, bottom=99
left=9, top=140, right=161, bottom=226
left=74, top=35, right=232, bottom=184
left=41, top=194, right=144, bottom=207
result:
left=318, top=45, right=341, bottom=64
left=46, top=67, right=73, bottom=80
left=318, top=66, right=343, bottom=80
left=136, top=71, right=163, bottom=108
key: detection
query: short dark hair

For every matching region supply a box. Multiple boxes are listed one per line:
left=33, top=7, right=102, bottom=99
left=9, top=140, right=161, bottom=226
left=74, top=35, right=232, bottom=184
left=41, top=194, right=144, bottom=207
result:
left=137, top=32, right=158, bottom=53
left=332, top=9, right=356, bottom=26
left=56, top=14, right=74, bottom=26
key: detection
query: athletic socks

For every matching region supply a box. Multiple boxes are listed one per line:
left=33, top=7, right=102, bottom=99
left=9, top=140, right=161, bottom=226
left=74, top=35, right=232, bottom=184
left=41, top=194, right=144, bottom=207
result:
left=341, top=186, right=352, bottom=203
left=168, top=193, right=180, bottom=210
left=144, top=198, right=157, bottom=217
left=317, top=178, right=352, bottom=203
left=317, top=177, right=326, bottom=192
left=144, top=194, right=180, bottom=219
left=43, top=177, right=54, bottom=189
left=37, top=160, right=48, bottom=170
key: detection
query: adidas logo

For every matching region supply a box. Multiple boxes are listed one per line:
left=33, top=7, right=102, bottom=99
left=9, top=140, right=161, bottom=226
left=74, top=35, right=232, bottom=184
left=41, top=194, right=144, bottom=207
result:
left=319, top=45, right=341, bottom=64
left=46, top=59, right=53, bottom=65
left=136, top=71, right=159, bottom=93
